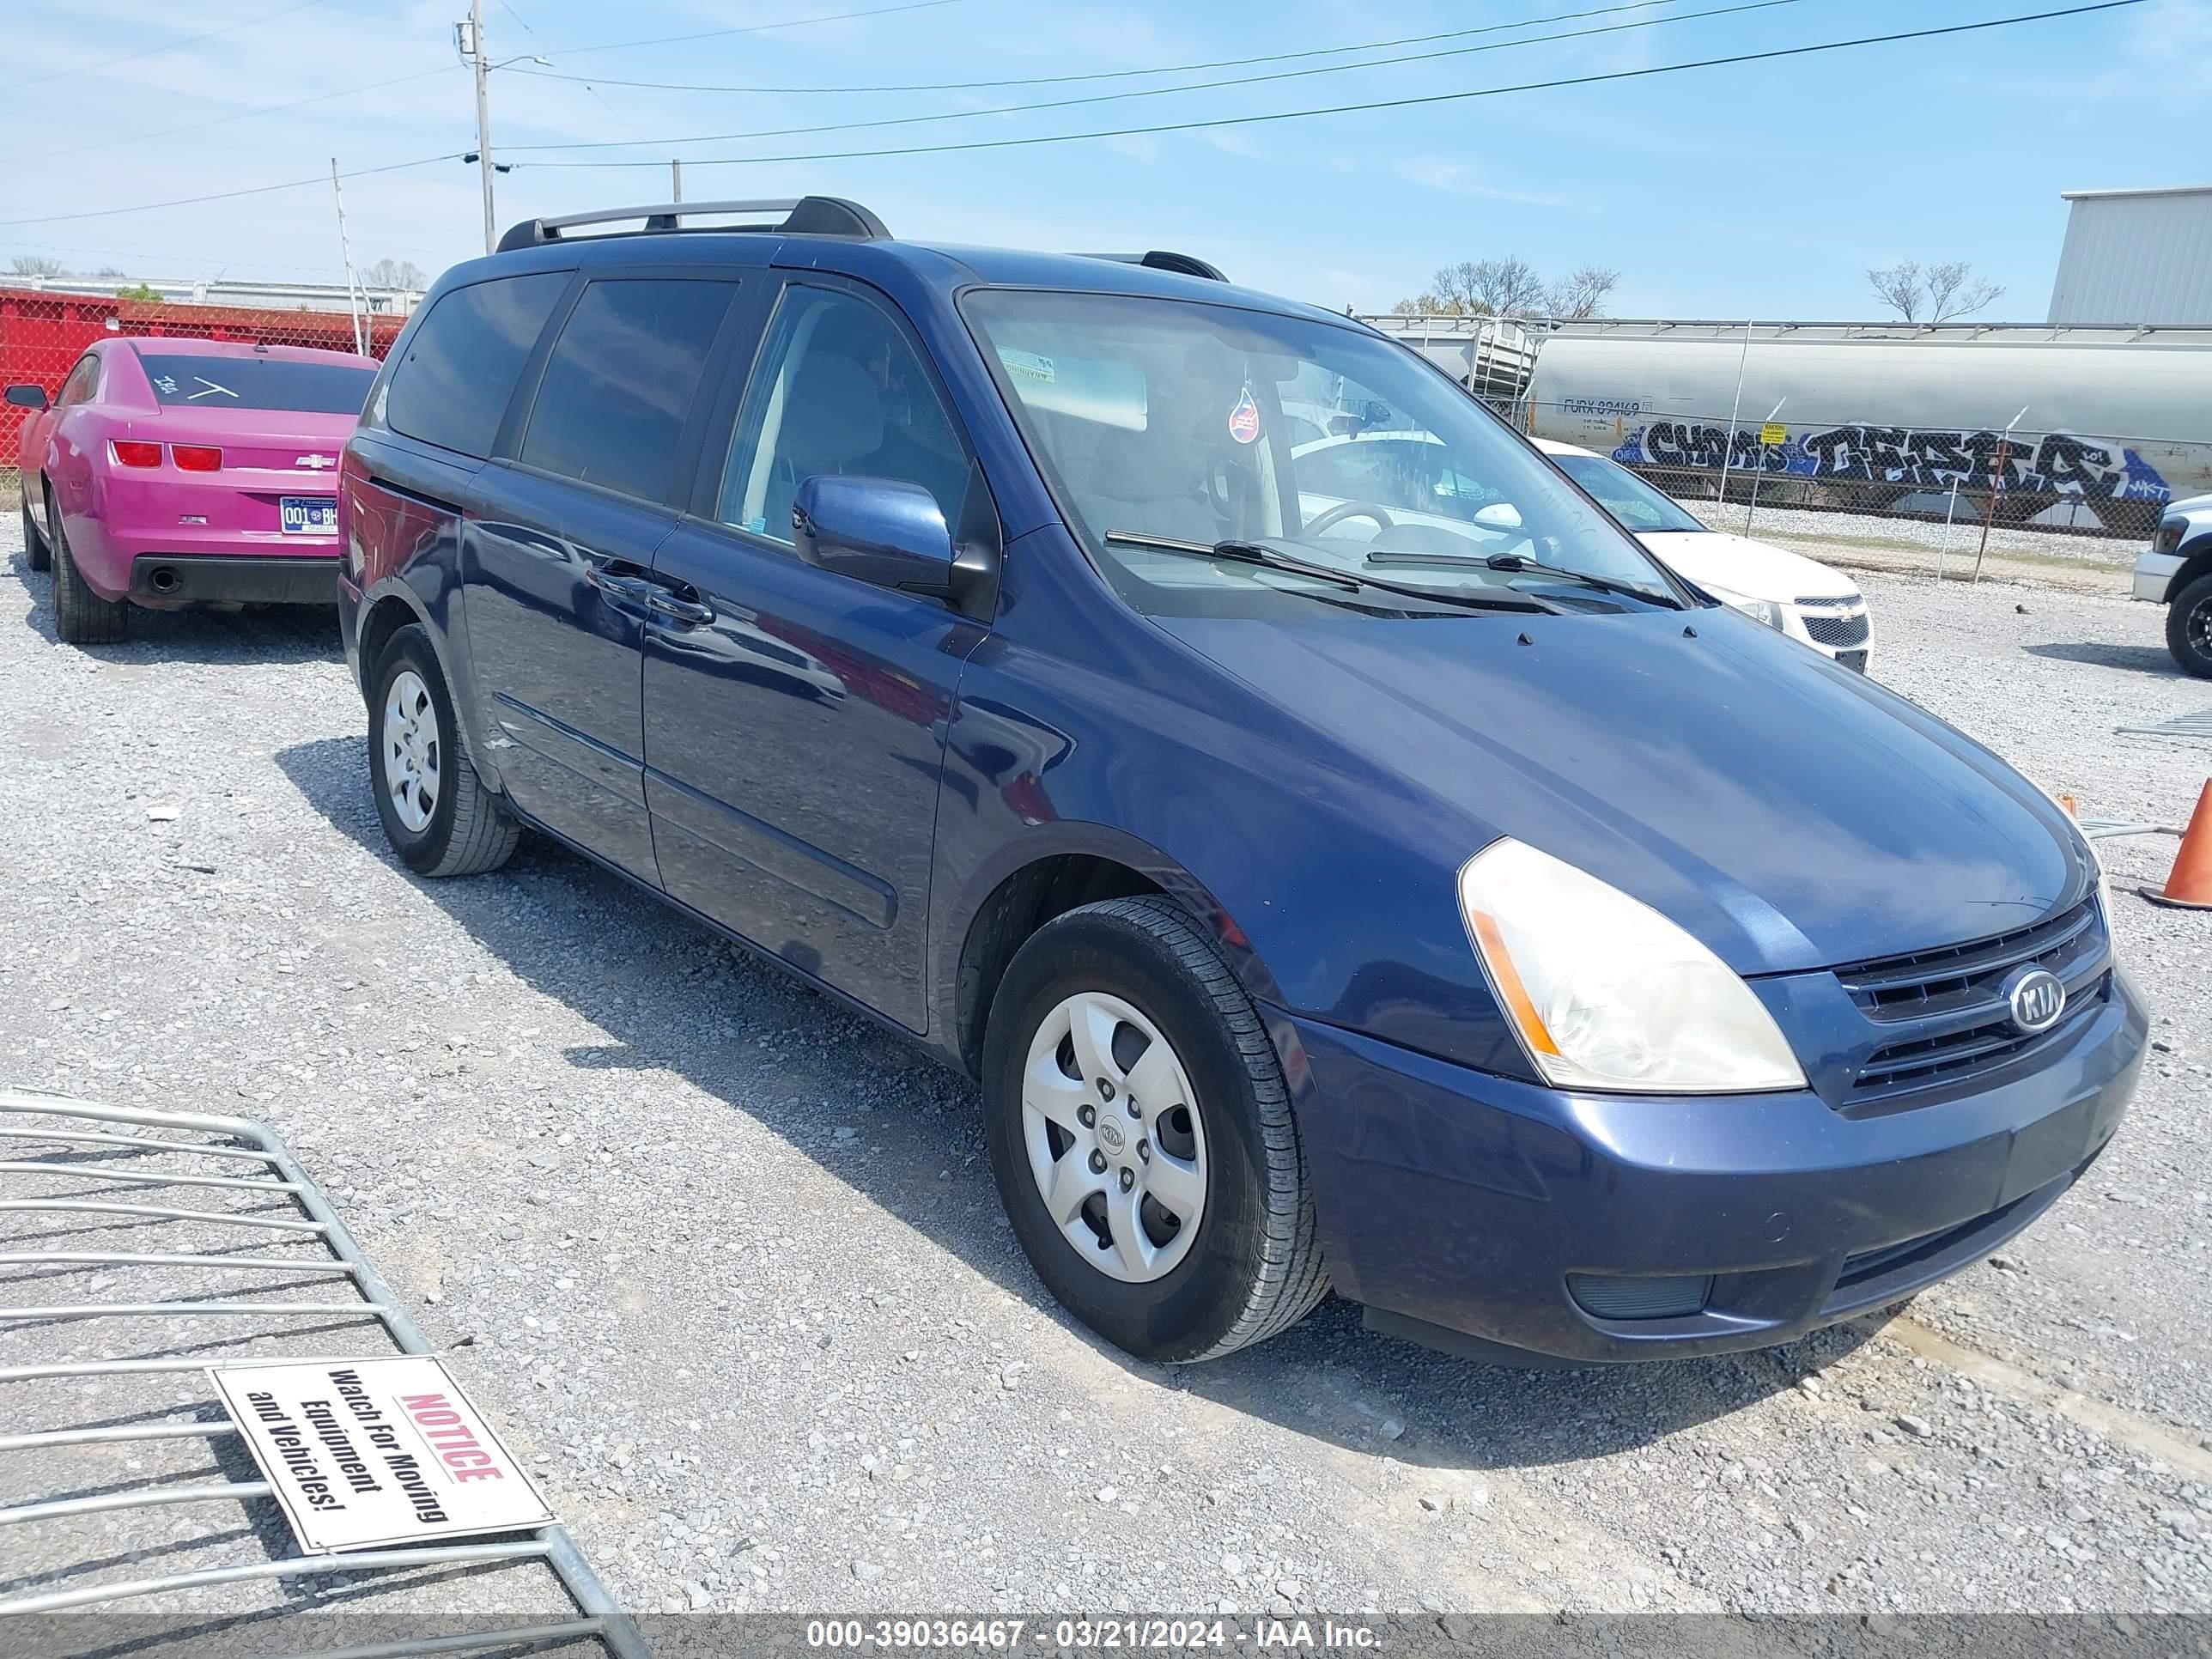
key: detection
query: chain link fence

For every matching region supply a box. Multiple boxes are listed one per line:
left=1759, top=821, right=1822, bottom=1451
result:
left=3, top=286, right=405, bottom=496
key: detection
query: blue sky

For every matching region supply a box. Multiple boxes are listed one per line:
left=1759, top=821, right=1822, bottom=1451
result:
left=3, top=0, right=2206, bottom=319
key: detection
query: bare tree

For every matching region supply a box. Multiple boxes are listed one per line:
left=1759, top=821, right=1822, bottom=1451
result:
left=1393, top=256, right=1616, bottom=319
left=1868, top=258, right=2005, bottom=323
left=1923, top=259, right=2003, bottom=322
left=8, top=253, right=68, bottom=278
left=362, top=258, right=427, bottom=290
left=1547, top=264, right=1620, bottom=320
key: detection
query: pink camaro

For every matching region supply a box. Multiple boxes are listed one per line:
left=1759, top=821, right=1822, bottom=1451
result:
left=9, top=337, right=378, bottom=643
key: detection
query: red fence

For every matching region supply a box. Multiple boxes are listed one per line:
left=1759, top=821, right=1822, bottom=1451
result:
left=2, top=287, right=406, bottom=463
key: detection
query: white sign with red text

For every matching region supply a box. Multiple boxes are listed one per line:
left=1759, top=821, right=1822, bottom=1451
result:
left=208, top=1354, right=555, bottom=1553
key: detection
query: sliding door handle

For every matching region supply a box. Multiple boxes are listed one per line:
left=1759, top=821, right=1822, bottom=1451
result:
left=645, top=588, right=715, bottom=627
left=587, top=566, right=655, bottom=604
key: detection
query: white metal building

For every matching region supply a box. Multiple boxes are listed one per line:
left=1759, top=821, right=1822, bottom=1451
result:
left=2048, top=185, right=2212, bottom=326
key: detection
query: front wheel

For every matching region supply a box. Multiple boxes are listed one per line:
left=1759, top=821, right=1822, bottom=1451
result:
left=982, top=896, right=1328, bottom=1363
left=366, top=623, right=520, bottom=877
left=21, top=489, right=50, bottom=573
left=2168, top=573, right=2212, bottom=680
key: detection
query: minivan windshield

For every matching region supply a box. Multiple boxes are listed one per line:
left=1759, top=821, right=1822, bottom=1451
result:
left=1550, top=450, right=1711, bottom=535
left=964, top=289, right=1683, bottom=618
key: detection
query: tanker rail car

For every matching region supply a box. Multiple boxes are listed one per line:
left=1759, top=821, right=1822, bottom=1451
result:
left=1516, top=319, right=2212, bottom=538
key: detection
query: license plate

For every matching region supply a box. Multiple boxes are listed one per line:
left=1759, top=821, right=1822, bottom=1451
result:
left=280, top=496, right=337, bottom=535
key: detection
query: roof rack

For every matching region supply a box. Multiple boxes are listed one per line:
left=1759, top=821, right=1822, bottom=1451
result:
left=496, top=196, right=888, bottom=254
left=1081, top=250, right=1229, bottom=283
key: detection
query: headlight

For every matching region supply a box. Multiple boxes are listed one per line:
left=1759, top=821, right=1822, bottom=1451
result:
left=1457, top=838, right=1807, bottom=1094
left=1700, top=582, right=1790, bottom=631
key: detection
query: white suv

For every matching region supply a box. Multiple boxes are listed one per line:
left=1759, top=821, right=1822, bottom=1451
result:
left=2133, top=492, right=2212, bottom=678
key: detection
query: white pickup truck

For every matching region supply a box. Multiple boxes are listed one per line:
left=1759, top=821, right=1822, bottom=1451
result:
left=2135, top=492, right=2212, bottom=678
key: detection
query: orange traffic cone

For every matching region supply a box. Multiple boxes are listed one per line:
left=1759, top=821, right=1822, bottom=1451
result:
left=2142, top=781, right=2212, bottom=910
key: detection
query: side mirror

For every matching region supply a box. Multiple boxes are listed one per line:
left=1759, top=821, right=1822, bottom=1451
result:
left=792, top=475, right=954, bottom=598
left=1474, top=501, right=1523, bottom=530
left=4, top=384, right=50, bottom=411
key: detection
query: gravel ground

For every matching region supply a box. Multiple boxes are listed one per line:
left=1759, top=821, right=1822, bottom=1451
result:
left=3, top=508, right=2209, bottom=1629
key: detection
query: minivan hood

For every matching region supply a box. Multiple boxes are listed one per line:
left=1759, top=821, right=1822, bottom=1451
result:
left=1635, top=529, right=1859, bottom=603
left=1155, top=606, right=2081, bottom=975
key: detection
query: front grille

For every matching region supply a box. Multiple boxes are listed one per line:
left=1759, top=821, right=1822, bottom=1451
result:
left=1802, top=611, right=1871, bottom=647
left=1835, top=898, right=2110, bottom=1100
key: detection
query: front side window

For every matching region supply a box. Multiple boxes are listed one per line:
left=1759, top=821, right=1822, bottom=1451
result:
left=137, top=354, right=374, bottom=414
left=1551, top=451, right=1709, bottom=535
left=520, top=278, right=738, bottom=501
left=718, top=284, right=973, bottom=546
left=384, top=270, right=568, bottom=459
left=964, top=289, right=1683, bottom=619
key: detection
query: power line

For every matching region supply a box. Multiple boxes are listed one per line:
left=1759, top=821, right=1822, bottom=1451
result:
left=21, top=65, right=465, bottom=164
left=554, top=0, right=968, bottom=60
left=0, top=0, right=333, bottom=92
left=499, top=0, right=1807, bottom=156
left=516, top=3, right=2146, bottom=171
left=512, top=0, right=1691, bottom=95
left=495, top=0, right=651, bottom=143
left=0, top=153, right=467, bottom=230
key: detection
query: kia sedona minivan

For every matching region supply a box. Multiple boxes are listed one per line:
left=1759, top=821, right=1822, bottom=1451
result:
left=337, top=198, right=2142, bottom=1366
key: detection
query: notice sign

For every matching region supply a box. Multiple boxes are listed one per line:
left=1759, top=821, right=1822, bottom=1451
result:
left=1759, top=422, right=1790, bottom=447
left=208, top=1355, right=555, bottom=1553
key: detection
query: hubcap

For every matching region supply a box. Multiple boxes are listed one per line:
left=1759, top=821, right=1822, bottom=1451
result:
left=381, top=669, right=441, bottom=834
left=2191, top=598, right=2212, bottom=653
left=1021, top=991, right=1207, bottom=1284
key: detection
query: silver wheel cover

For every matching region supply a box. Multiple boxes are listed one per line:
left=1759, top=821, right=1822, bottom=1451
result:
left=1021, top=990, right=1208, bottom=1283
left=381, top=668, right=441, bottom=835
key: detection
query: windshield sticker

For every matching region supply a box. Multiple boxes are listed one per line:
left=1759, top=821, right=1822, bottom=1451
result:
left=1227, top=386, right=1261, bottom=445
left=997, top=348, right=1056, bottom=385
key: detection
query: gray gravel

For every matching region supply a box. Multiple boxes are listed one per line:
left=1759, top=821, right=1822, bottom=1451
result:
left=3, top=511, right=2209, bottom=1623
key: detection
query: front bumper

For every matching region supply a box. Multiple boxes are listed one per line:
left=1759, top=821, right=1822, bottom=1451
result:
left=2133, top=550, right=2183, bottom=605
left=1278, top=968, right=2144, bottom=1364
left=128, top=553, right=339, bottom=608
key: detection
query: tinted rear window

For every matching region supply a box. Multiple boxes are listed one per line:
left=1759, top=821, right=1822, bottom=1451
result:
left=137, top=355, right=375, bottom=415
left=519, top=278, right=738, bottom=501
left=384, top=271, right=568, bottom=458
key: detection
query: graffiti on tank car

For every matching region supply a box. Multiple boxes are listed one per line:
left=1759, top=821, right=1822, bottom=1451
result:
left=1611, top=422, right=2172, bottom=503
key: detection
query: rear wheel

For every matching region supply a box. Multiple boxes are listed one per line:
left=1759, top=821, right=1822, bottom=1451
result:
left=48, top=497, right=126, bottom=645
left=2169, top=573, right=2212, bottom=680
left=20, top=487, right=50, bottom=573
left=982, top=896, right=1328, bottom=1362
left=366, top=623, right=519, bottom=877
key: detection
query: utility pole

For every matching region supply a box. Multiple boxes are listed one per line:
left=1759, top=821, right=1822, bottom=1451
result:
left=671, top=159, right=683, bottom=204
left=464, top=0, right=495, bottom=254
left=329, top=157, right=367, bottom=356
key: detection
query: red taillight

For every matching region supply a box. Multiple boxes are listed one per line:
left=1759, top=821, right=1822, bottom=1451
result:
left=110, top=440, right=162, bottom=468
left=172, top=445, right=222, bottom=472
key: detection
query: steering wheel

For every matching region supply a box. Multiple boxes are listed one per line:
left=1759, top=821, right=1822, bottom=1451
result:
left=1304, top=500, right=1395, bottom=538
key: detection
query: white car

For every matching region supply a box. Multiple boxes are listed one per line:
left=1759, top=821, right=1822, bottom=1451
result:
left=1532, top=439, right=1873, bottom=672
left=2130, top=491, right=2212, bottom=678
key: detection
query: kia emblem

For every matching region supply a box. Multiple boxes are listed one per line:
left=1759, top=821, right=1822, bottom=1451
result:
left=2002, top=967, right=2066, bottom=1035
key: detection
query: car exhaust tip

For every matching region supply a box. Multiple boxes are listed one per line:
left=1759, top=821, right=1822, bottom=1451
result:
left=148, top=566, right=181, bottom=595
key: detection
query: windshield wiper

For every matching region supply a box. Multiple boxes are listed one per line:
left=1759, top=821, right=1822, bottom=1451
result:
left=1104, top=531, right=1559, bottom=614
left=1364, top=548, right=1679, bottom=607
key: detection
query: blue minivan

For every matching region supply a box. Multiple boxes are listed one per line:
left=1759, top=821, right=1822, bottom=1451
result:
left=337, top=198, right=2144, bottom=1366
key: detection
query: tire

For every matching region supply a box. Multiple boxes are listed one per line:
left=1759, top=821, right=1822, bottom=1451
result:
left=48, top=496, right=126, bottom=645
left=982, top=896, right=1328, bottom=1363
left=2167, top=573, right=2212, bottom=680
left=365, top=623, right=520, bottom=878
left=21, top=487, right=50, bottom=573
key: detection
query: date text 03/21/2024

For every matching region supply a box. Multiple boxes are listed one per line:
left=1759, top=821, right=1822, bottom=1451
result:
left=803, top=1620, right=1385, bottom=1650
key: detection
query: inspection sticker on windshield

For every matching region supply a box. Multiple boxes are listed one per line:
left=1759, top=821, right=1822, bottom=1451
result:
left=997, top=347, right=1056, bottom=385
left=208, top=1355, right=554, bottom=1553
left=1227, top=386, right=1261, bottom=444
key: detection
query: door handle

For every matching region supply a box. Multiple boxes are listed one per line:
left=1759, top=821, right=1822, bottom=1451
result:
left=645, top=588, right=716, bottom=627
left=587, top=565, right=655, bottom=604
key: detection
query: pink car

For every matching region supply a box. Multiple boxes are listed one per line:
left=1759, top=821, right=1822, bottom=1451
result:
left=9, top=337, right=378, bottom=643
